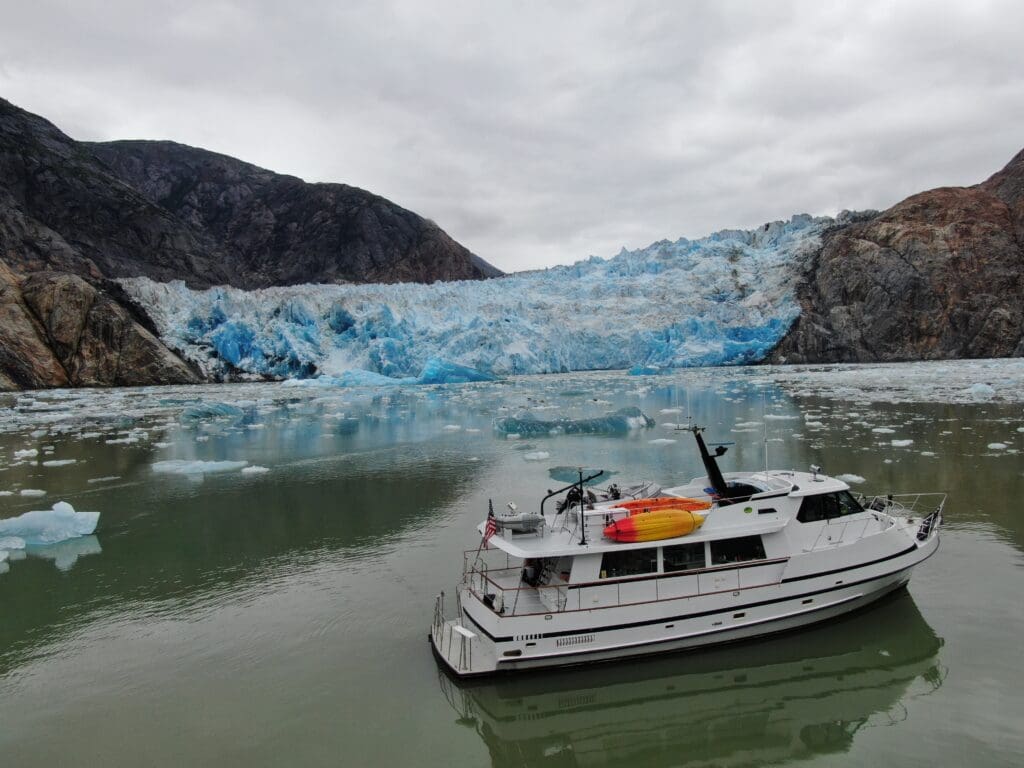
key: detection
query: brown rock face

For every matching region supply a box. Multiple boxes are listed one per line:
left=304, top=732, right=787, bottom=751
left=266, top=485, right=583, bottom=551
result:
left=0, top=269, right=198, bottom=390
left=771, top=152, right=1024, bottom=363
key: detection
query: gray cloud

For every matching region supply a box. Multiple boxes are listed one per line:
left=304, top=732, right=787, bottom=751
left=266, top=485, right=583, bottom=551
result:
left=2, top=0, right=1022, bottom=272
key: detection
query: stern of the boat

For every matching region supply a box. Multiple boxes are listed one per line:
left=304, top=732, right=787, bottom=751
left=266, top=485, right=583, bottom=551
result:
left=430, top=592, right=497, bottom=678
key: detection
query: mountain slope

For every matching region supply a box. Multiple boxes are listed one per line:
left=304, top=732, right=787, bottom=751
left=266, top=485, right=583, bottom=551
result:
left=88, top=140, right=501, bottom=287
left=0, top=97, right=496, bottom=389
left=770, top=149, right=1024, bottom=363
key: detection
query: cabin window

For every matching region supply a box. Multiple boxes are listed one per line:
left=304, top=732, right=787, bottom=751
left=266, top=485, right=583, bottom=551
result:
left=662, top=542, right=706, bottom=572
left=797, top=491, right=865, bottom=523
left=600, top=548, right=657, bottom=579
left=710, top=536, right=766, bottom=565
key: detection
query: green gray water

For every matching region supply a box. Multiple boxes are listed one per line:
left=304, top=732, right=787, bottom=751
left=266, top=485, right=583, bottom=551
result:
left=1, top=363, right=1023, bottom=767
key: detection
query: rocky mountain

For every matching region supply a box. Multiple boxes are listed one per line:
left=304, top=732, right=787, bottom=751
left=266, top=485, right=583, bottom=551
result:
left=88, top=140, right=501, bottom=287
left=771, top=148, right=1024, bottom=363
left=0, top=97, right=498, bottom=389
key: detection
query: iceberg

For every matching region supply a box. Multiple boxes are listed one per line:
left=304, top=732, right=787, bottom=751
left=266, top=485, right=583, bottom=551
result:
left=0, top=501, right=100, bottom=545
left=152, top=460, right=249, bottom=475
left=119, top=215, right=828, bottom=382
left=494, top=406, right=656, bottom=437
left=180, top=402, right=245, bottom=425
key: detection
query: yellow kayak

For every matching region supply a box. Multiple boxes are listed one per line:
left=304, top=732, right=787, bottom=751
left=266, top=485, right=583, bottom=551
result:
left=603, top=509, right=705, bottom=543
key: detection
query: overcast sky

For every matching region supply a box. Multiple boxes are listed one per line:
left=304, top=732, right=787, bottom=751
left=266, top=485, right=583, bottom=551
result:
left=2, top=1, right=1022, bottom=272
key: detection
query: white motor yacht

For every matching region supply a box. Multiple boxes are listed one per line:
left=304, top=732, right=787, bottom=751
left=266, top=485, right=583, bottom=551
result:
left=431, top=426, right=943, bottom=677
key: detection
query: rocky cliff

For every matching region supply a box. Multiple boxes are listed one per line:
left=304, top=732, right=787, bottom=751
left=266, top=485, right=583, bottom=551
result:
left=88, top=140, right=501, bottom=287
left=0, top=97, right=498, bottom=390
left=771, top=149, right=1024, bottom=363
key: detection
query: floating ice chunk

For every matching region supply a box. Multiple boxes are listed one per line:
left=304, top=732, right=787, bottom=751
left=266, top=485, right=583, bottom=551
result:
left=87, top=476, right=121, bottom=484
left=522, top=451, right=551, bottom=461
left=988, top=442, right=1008, bottom=450
left=15, top=448, right=39, bottom=460
left=0, top=502, right=99, bottom=545
left=804, top=421, right=825, bottom=428
left=764, top=414, right=799, bottom=420
left=920, top=451, right=936, bottom=457
left=442, top=425, right=462, bottom=432
left=494, top=407, right=655, bottom=437
left=836, top=474, right=866, bottom=484
left=20, top=489, right=46, bottom=497
left=0, top=491, right=13, bottom=497
left=417, top=358, right=495, bottom=385
left=547, top=466, right=613, bottom=484
left=42, top=459, right=77, bottom=467
left=872, top=427, right=895, bottom=434
left=891, top=439, right=914, bottom=447
left=0, top=536, right=26, bottom=551
left=659, top=408, right=682, bottom=414
left=966, top=383, right=996, bottom=399
left=1017, top=427, right=1024, bottom=433
left=241, top=465, right=270, bottom=475
left=735, top=421, right=762, bottom=428
left=152, top=460, right=249, bottom=475
left=648, top=438, right=677, bottom=445
left=180, top=402, right=245, bottom=425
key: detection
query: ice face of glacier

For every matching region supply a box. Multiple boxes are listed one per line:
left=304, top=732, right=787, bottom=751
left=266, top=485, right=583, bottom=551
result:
left=120, top=215, right=829, bottom=383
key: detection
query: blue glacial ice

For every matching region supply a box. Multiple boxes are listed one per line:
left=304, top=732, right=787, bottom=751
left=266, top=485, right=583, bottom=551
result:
left=119, top=214, right=829, bottom=384
left=494, top=406, right=656, bottom=437
left=0, top=502, right=100, bottom=546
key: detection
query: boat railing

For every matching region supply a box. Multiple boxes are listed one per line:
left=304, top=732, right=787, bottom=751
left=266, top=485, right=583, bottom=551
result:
left=463, top=556, right=789, bottom=617
left=859, top=492, right=947, bottom=518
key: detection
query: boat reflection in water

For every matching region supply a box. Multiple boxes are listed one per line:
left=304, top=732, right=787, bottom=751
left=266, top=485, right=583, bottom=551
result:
left=439, top=591, right=943, bottom=767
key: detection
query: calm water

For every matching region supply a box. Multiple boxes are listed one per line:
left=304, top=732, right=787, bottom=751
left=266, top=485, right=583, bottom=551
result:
left=1, top=363, right=1023, bottom=767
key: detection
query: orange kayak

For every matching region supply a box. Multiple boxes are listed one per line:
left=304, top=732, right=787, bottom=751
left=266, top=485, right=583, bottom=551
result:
left=614, top=497, right=711, bottom=515
left=603, top=509, right=706, bottom=543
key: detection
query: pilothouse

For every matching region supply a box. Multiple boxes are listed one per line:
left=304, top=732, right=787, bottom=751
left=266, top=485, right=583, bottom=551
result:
left=430, top=425, right=943, bottom=677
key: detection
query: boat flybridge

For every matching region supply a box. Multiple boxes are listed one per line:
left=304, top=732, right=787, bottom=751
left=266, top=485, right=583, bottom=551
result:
left=430, top=426, right=943, bottom=677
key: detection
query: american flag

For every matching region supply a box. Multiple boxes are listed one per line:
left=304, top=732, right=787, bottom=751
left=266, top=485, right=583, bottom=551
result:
left=483, top=511, right=499, bottom=548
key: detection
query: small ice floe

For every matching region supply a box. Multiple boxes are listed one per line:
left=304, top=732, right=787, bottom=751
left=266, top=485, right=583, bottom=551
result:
left=735, top=421, right=762, bottom=428
left=0, top=501, right=99, bottom=545
left=14, top=448, right=38, bottom=459
left=872, top=427, right=895, bottom=434
left=1018, top=427, right=1024, bottom=433
left=152, top=460, right=249, bottom=475
left=764, top=414, right=799, bottom=420
left=804, top=421, right=825, bottom=429
left=20, top=489, right=46, bottom=497
left=0, top=491, right=13, bottom=497
left=241, top=465, right=270, bottom=475
left=921, top=451, right=937, bottom=457
left=522, top=451, right=551, bottom=461
left=891, top=439, right=914, bottom=447
left=965, top=382, right=996, bottom=399
left=649, top=438, right=677, bottom=445
left=442, top=425, right=462, bottom=432
left=836, top=474, right=866, bottom=484
left=659, top=408, right=682, bottom=414
left=988, top=443, right=1008, bottom=450
left=42, top=459, right=77, bottom=467
left=153, top=442, right=173, bottom=449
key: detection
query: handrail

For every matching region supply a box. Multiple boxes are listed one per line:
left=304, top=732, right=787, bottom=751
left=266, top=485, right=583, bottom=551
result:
left=464, top=556, right=790, bottom=617
left=539, top=470, right=604, bottom=517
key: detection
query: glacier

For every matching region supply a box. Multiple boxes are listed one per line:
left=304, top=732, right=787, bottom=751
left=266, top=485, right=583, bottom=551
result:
left=120, top=214, right=828, bottom=384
